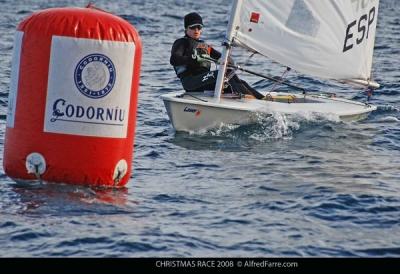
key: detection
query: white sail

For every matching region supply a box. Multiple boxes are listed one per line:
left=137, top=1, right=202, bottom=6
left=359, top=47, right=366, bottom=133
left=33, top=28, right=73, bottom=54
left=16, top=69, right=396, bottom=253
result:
left=232, top=0, right=380, bottom=85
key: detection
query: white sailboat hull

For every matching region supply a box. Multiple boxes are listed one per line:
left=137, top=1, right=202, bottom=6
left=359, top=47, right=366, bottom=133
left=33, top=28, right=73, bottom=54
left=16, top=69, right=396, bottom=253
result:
left=162, top=92, right=376, bottom=132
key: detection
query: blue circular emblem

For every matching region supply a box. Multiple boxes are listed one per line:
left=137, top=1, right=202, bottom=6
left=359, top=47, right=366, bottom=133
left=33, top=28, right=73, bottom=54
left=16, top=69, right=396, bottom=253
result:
left=74, top=53, right=116, bottom=99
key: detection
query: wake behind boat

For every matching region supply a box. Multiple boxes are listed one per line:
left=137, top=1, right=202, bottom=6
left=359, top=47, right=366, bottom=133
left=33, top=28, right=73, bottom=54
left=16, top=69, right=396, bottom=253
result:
left=163, top=0, right=380, bottom=132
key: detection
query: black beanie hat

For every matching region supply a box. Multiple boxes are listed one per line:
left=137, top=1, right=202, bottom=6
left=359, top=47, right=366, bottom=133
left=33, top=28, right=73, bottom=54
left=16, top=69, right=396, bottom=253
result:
left=184, top=12, right=203, bottom=29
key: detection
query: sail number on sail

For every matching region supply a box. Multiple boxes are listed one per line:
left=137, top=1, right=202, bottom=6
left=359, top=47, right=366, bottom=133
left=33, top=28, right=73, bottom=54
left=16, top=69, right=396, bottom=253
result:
left=343, top=5, right=376, bottom=52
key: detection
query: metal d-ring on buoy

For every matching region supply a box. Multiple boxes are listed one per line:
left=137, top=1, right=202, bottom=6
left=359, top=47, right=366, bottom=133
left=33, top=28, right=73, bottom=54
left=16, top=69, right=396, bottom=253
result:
left=113, top=159, right=128, bottom=186
left=25, top=152, right=46, bottom=180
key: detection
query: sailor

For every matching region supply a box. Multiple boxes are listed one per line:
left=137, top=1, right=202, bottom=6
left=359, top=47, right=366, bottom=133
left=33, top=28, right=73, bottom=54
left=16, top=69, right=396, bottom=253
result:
left=170, top=12, right=264, bottom=99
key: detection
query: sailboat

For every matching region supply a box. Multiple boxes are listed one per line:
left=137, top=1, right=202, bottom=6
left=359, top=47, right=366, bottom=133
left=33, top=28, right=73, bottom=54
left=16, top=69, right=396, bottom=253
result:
left=162, top=0, right=380, bottom=132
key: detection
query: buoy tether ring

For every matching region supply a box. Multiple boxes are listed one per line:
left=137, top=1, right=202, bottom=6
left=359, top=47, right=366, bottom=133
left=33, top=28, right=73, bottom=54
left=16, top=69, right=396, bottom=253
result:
left=26, top=152, right=46, bottom=180
left=113, top=159, right=128, bottom=186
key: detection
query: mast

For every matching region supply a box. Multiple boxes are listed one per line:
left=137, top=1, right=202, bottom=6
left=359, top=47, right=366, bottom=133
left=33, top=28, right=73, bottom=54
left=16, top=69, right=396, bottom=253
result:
left=213, top=0, right=243, bottom=101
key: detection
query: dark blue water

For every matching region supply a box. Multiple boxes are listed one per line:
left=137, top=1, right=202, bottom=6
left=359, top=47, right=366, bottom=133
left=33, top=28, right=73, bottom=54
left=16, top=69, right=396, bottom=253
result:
left=0, top=0, right=399, bottom=257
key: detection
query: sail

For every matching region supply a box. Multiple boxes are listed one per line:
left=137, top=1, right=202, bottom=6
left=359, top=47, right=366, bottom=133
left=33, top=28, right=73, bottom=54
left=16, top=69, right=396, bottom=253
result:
left=232, top=0, right=380, bottom=84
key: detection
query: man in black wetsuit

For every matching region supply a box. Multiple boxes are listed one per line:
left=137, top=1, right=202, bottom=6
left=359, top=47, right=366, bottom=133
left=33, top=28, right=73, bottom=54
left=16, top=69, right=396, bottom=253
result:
left=170, top=12, right=264, bottom=99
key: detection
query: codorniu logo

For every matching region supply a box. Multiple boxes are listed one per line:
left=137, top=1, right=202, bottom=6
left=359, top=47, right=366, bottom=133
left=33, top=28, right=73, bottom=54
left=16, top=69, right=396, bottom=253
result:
left=74, top=53, right=116, bottom=99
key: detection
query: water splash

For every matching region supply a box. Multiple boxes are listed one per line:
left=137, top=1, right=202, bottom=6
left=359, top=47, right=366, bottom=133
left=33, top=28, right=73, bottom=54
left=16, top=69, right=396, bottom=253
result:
left=249, top=112, right=298, bottom=140
left=181, top=111, right=341, bottom=142
left=250, top=111, right=340, bottom=141
left=194, top=123, right=240, bottom=136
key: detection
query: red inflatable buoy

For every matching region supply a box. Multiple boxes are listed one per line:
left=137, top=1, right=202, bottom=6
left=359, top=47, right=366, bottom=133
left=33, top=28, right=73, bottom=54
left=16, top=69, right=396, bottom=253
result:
left=3, top=6, right=142, bottom=187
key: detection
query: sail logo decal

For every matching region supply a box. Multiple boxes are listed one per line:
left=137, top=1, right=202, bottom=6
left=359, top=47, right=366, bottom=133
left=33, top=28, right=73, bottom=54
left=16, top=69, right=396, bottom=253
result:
left=184, top=106, right=201, bottom=117
left=250, top=12, right=260, bottom=23
left=74, top=53, right=116, bottom=99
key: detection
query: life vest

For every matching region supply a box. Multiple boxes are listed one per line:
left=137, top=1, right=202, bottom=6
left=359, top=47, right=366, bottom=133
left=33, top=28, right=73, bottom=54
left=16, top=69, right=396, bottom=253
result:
left=173, top=36, right=213, bottom=77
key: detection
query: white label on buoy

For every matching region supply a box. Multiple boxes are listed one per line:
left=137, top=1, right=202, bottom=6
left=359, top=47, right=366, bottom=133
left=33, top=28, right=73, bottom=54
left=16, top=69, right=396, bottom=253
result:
left=44, top=36, right=135, bottom=138
left=7, top=31, right=24, bottom=128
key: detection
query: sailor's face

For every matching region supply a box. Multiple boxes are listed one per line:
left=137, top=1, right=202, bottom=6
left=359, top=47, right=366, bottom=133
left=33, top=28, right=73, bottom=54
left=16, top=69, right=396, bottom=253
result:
left=186, top=25, right=202, bottom=39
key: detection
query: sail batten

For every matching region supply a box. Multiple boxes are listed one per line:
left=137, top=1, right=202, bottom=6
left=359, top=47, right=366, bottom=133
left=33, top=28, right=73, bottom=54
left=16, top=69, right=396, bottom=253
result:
left=233, top=0, right=380, bottom=86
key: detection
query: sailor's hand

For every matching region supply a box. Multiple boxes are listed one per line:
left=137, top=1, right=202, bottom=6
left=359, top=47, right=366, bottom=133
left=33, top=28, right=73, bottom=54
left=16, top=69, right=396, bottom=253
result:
left=198, top=53, right=211, bottom=62
left=192, top=51, right=211, bottom=63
